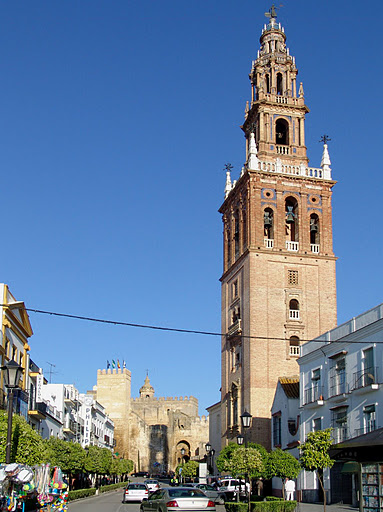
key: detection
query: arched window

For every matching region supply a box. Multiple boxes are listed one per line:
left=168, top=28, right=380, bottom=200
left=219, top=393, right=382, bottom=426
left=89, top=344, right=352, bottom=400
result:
left=289, top=336, right=300, bottom=357
left=266, top=74, right=270, bottom=94
left=277, top=73, right=283, bottom=95
left=264, top=208, right=274, bottom=246
left=276, top=118, right=289, bottom=145
left=234, top=210, right=240, bottom=258
left=285, top=197, right=299, bottom=248
left=310, top=213, right=320, bottom=249
left=289, top=300, right=300, bottom=320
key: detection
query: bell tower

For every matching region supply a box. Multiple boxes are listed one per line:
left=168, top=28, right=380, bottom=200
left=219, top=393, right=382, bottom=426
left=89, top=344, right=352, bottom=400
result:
left=219, top=7, right=337, bottom=449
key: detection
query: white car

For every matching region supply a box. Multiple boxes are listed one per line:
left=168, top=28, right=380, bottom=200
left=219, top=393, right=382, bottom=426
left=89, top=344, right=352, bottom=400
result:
left=123, top=482, right=149, bottom=502
left=145, top=479, right=160, bottom=492
left=219, top=478, right=250, bottom=500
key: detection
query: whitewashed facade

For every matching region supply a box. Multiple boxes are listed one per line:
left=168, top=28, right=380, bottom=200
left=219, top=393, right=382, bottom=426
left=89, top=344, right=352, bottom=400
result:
left=298, top=303, right=383, bottom=504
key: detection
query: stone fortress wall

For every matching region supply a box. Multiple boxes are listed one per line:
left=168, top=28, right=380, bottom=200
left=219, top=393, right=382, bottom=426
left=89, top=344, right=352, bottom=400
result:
left=94, top=368, right=208, bottom=473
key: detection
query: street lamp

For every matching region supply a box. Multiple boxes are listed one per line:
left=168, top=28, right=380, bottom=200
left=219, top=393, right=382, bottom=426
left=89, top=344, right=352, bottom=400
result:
left=1, top=360, right=23, bottom=463
left=180, top=448, right=185, bottom=483
left=240, top=410, right=252, bottom=512
left=236, top=434, right=244, bottom=446
left=205, top=442, right=211, bottom=454
left=211, top=449, right=215, bottom=476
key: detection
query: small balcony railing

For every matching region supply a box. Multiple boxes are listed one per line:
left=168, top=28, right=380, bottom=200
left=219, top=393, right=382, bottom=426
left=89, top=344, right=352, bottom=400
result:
left=227, top=319, right=242, bottom=338
left=289, top=309, right=300, bottom=320
left=289, top=345, right=300, bottom=357
left=352, top=367, right=378, bottom=390
left=354, top=422, right=378, bottom=438
left=276, top=96, right=288, bottom=104
left=304, top=385, right=324, bottom=405
left=276, top=145, right=289, bottom=155
left=332, top=426, right=349, bottom=444
left=329, top=374, right=348, bottom=397
left=264, top=238, right=274, bottom=248
left=286, top=241, right=299, bottom=251
left=311, top=244, right=320, bottom=253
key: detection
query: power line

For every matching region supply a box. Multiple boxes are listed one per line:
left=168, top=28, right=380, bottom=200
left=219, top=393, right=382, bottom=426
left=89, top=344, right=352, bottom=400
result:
left=2, top=304, right=382, bottom=345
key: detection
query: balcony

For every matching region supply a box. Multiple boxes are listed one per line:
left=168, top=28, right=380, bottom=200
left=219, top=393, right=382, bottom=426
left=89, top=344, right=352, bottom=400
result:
left=264, top=238, right=274, bottom=249
left=304, top=385, right=324, bottom=406
left=286, top=241, right=299, bottom=252
left=332, top=426, right=349, bottom=444
left=352, top=367, right=379, bottom=392
left=289, top=309, right=300, bottom=321
left=276, top=145, right=289, bottom=155
left=329, top=375, right=348, bottom=398
left=227, top=319, right=242, bottom=339
left=354, top=422, right=379, bottom=438
left=311, top=244, right=320, bottom=254
left=28, top=401, right=47, bottom=420
left=289, top=345, right=300, bottom=357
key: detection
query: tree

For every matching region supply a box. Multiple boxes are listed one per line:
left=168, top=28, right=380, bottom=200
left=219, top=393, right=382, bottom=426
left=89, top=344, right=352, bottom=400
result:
left=300, top=429, right=334, bottom=512
left=247, top=443, right=269, bottom=480
left=216, top=442, right=239, bottom=473
left=0, top=410, right=46, bottom=465
left=265, top=448, right=301, bottom=499
left=180, top=460, right=199, bottom=481
left=229, top=447, right=263, bottom=479
left=45, top=437, right=86, bottom=487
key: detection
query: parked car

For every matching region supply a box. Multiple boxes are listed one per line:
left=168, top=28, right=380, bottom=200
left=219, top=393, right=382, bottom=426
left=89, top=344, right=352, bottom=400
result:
left=218, top=478, right=250, bottom=501
left=132, top=471, right=150, bottom=478
left=184, top=483, right=225, bottom=505
left=144, top=479, right=160, bottom=492
left=140, top=487, right=216, bottom=512
left=123, top=482, right=149, bottom=503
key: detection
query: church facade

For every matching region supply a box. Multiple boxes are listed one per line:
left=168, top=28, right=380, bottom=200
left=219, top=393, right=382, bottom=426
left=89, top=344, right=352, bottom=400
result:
left=219, top=9, right=337, bottom=449
left=95, top=368, right=208, bottom=473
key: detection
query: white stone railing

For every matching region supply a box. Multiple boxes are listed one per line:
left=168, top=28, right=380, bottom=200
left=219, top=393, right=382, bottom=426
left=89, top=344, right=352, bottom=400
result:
left=289, top=310, right=300, bottom=320
left=276, top=145, right=289, bottom=155
left=276, top=96, right=288, bottom=104
left=289, top=345, right=300, bottom=357
left=264, top=238, right=274, bottom=248
left=286, top=241, right=299, bottom=251
left=256, top=160, right=328, bottom=180
left=311, top=244, right=320, bottom=253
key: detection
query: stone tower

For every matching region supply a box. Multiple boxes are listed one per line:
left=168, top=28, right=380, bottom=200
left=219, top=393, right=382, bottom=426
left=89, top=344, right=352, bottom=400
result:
left=219, top=8, right=337, bottom=449
left=96, top=368, right=132, bottom=458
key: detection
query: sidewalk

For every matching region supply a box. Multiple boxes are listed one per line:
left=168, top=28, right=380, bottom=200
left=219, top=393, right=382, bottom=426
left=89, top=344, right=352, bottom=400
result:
left=297, top=503, right=358, bottom=512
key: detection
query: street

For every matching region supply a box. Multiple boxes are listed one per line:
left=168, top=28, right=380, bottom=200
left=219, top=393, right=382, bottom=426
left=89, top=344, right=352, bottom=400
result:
left=68, top=486, right=227, bottom=512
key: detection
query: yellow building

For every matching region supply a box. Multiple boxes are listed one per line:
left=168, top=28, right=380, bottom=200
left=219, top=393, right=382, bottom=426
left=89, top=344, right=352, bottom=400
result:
left=0, top=284, right=33, bottom=416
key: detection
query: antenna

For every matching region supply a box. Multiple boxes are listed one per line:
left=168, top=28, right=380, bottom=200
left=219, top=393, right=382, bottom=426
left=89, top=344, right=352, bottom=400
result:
left=46, top=362, right=56, bottom=384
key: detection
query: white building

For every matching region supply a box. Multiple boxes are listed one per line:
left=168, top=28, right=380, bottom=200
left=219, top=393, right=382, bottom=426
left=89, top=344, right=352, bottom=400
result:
left=41, top=383, right=81, bottom=442
left=79, top=394, right=114, bottom=450
left=298, top=303, right=383, bottom=505
left=270, top=377, right=300, bottom=497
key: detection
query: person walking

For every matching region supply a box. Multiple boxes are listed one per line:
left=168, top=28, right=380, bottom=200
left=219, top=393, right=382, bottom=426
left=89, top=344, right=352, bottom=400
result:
left=285, top=479, right=295, bottom=500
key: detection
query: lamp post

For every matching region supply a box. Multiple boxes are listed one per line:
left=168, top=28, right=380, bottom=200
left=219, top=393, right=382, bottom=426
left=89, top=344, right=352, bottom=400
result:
left=1, top=360, right=23, bottom=463
left=211, top=449, right=215, bottom=476
left=205, top=443, right=212, bottom=474
left=180, top=448, right=185, bottom=484
left=240, top=410, right=252, bottom=512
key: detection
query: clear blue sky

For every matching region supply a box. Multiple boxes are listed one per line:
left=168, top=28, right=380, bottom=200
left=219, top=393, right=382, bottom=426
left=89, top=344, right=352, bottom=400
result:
left=1, top=1, right=382, bottom=415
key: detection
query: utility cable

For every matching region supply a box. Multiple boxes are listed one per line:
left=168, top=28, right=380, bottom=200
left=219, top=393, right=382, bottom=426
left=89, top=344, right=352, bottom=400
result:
left=2, top=303, right=382, bottom=345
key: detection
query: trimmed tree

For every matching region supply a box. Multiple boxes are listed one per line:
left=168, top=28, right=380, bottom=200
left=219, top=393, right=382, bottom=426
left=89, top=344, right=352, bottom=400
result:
left=216, top=442, right=239, bottom=473
left=0, top=410, right=46, bottom=465
left=265, top=448, right=301, bottom=499
left=300, top=429, right=334, bottom=512
left=180, top=460, right=199, bottom=481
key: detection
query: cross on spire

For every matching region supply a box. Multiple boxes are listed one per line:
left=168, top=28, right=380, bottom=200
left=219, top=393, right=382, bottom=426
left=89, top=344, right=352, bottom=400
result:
left=224, top=163, right=233, bottom=173
left=320, top=134, right=331, bottom=144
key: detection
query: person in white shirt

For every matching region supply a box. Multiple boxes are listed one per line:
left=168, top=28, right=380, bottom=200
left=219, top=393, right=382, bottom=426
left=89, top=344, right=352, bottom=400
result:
left=285, top=479, right=296, bottom=500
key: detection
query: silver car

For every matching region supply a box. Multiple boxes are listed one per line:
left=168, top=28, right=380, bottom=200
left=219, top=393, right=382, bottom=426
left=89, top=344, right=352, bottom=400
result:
left=184, top=483, right=225, bottom=505
left=140, top=487, right=216, bottom=512
left=123, top=482, right=149, bottom=503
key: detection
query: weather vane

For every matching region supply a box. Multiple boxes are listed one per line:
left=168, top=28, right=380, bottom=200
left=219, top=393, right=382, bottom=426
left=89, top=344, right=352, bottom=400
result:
left=320, top=134, right=331, bottom=144
left=224, top=163, right=233, bottom=173
left=265, top=4, right=283, bottom=20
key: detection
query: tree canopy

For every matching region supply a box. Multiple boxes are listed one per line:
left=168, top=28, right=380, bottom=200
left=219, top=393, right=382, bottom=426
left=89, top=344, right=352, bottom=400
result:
left=229, top=447, right=263, bottom=478
left=216, top=442, right=239, bottom=473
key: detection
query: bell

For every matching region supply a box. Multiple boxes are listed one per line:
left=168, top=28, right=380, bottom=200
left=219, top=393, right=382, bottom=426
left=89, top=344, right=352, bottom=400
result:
left=264, top=212, right=273, bottom=227
left=286, top=206, right=295, bottom=224
left=310, top=222, right=318, bottom=233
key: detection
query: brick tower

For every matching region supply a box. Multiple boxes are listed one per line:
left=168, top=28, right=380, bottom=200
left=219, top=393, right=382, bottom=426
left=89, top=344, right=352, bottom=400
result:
left=219, top=7, right=337, bottom=449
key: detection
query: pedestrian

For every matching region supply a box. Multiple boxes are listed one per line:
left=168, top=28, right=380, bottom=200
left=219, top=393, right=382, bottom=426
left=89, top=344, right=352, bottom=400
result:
left=285, top=479, right=295, bottom=500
